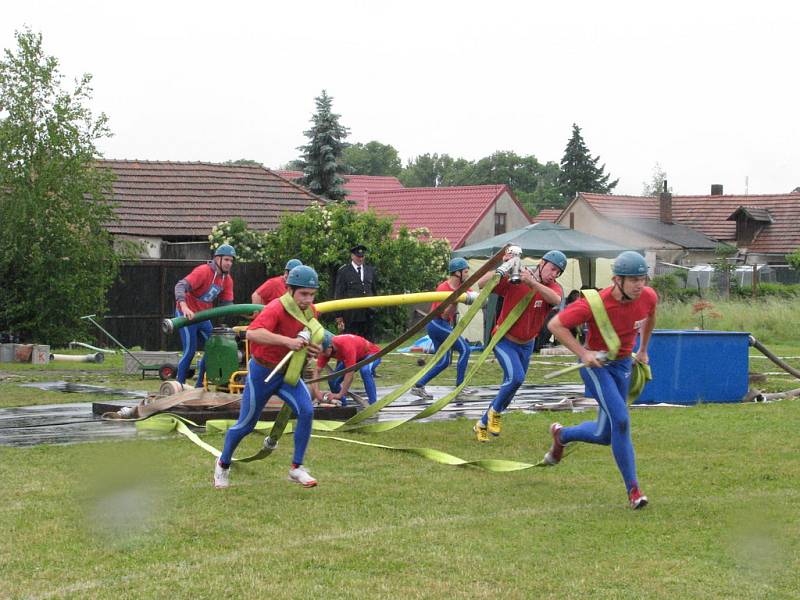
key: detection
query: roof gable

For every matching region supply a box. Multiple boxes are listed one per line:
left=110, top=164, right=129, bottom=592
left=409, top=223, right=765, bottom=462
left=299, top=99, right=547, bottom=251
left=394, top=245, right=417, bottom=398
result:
left=727, top=206, right=774, bottom=223
left=99, top=160, right=320, bottom=239
left=363, top=185, right=528, bottom=248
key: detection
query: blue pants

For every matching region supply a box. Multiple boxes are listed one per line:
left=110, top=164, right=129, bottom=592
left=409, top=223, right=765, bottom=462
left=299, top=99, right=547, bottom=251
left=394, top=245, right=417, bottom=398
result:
left=176, top=309, right=212, bottom=387
left=416, top=319, right=471, bottom=388
left=329, top=355, right=381, bottom=405
left=560, top=358, right=639, bottom=493
left=480, top=337, right=534, bottom=425
left=219, top=358, right=313, bottom=467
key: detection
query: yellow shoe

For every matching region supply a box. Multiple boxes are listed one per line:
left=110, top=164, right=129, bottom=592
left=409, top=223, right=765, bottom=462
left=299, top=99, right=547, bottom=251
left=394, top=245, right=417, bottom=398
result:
left=473, top=421, right=489, bottom=443
left=487, top=408, right=502, bottom=436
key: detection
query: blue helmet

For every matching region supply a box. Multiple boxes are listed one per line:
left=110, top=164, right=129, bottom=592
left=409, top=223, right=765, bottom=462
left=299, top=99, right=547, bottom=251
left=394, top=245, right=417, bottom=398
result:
left=612, top=251, right=648, bottom=276
left=321, top=330, right=334, bottom=351
left=284, top=258, right=303, bottom=272
left=286, top=265, right=320, bottom=288
left=214, top=244, right=236, bottom=258
left=542, top=250, right=567, bottom=273
left=448, top=257, right=469, bottom=273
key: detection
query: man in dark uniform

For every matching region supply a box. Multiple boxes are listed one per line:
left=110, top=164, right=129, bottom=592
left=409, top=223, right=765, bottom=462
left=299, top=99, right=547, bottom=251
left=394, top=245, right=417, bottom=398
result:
left=334, top=244, right=377, bottom=339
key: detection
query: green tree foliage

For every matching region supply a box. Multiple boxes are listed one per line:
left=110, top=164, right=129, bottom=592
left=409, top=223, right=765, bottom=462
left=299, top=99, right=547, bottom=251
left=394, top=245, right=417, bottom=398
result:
left=343, top=141, right=402, bottom=176
left=296, top=90, right=350, bottom=201
left=557, top=123, right=618, bottom=203
left=223, top=159, right=264, bottom=167
left=212, top=203, right=450, bottom=337
left=399, top=151, right=564, bottom=216
left=0, top=29, right=129, bottom=344
left=641, top=162, right=673, bottom=197
left=786, top=247, right=800, bottom=270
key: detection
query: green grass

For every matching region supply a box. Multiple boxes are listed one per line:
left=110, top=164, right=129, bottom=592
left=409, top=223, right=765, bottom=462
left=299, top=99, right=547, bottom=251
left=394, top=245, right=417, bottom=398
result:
left=656, top=297, right=800, bottom=345
left=1, top=402, right=799, bottom=598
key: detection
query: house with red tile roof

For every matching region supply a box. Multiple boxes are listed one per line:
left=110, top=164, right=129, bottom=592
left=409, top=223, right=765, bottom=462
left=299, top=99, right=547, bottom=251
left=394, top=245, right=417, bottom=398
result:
left=532, top=208, right=563, bottom=223
left=99, top=160, right=320, bottom=258
left=556, top=187, right=800, bottom=267
left=273, top=170, right=403, bottom=207
left=362, top=185, right=532, bottom=249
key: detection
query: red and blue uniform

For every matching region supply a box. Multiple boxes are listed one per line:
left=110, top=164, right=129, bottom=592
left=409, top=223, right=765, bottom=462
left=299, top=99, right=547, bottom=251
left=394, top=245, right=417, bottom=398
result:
left=479, top=277, right=562, bottom=426
left=219, top=298, right=318, bottom=468
left=318, top=334, right=381, bottom=405
left=254, top=275, right=287, bottom=306
left=556, top=286, right=658, bottom=494
left=415, top=280, right=472, bottom=390
left=174, top=262, right=234, bottom=385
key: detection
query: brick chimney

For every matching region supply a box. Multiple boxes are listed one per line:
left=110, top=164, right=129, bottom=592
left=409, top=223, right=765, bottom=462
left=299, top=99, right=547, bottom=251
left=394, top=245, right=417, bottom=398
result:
left=711, top=184, right=724, bottom=195
left=659, top=180, right=673, bottom=224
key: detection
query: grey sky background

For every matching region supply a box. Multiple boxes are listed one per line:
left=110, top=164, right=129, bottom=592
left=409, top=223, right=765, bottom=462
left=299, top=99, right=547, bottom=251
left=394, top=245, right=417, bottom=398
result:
left=3, top=0, right=798, bottom=197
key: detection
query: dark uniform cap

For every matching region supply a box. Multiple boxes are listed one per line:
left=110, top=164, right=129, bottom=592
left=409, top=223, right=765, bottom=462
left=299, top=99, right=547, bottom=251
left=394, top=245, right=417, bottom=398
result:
left=350, top=244, right=368, bottom=256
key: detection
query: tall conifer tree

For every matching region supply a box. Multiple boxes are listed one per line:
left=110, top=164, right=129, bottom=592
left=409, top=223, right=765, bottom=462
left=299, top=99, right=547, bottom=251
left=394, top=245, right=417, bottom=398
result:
left=296, top=90, right=350, bottom=201
left=557, top=123, right=618, bottom=203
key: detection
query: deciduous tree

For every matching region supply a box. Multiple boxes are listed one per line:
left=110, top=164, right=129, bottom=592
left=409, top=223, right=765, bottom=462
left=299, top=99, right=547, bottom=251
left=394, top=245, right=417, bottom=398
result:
left=343, top=141, right=402, bottom=176
left=0, top=29, right=132, bottom=344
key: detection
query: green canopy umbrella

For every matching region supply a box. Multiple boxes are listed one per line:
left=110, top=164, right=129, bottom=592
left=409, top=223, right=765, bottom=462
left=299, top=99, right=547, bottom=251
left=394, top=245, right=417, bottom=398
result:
left=452, top=221, right=642, bottom=287
left=452, top=221, right=639, bottom=260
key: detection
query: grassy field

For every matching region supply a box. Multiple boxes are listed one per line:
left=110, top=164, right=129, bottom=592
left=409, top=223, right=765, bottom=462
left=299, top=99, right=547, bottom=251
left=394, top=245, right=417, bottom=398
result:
left=2, top=302, right=800, bottom=599
left=1, top=400, right=799, bottom=599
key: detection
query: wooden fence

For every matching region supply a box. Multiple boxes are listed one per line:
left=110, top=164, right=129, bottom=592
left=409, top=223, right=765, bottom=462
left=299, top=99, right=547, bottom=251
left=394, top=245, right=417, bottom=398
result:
left=98, top=261, right=266, bottom=350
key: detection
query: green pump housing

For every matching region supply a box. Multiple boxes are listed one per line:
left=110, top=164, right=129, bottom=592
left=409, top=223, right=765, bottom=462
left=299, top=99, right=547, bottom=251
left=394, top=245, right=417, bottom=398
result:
left=204, top=327, right=240, bottom=387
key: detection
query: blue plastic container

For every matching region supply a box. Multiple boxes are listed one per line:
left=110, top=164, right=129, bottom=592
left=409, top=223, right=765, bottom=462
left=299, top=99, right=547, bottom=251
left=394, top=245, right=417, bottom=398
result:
left=635, top=330, right=750, bottom=405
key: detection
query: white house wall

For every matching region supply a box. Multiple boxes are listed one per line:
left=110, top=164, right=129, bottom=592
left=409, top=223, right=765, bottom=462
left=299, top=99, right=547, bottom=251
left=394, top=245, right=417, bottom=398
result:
left=463, top=191, right=531, bottom=247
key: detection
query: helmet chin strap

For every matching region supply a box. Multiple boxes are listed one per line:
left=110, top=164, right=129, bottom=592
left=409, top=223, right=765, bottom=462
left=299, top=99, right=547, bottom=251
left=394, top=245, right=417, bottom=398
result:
left=615, top=276, right=633, bottom=301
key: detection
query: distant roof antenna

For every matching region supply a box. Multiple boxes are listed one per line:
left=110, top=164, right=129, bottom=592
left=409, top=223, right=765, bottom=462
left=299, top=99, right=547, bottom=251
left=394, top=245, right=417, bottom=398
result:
left=745, top=176, right=749, bottom=196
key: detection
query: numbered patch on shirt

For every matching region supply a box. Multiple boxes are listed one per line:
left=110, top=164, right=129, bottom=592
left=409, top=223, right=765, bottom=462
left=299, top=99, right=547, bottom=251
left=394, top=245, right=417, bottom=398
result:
left=198, top=283, right=223, bottom=303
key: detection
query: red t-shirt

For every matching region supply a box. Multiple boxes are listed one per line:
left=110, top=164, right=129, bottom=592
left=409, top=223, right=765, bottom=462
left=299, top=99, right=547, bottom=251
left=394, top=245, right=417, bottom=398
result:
left=430, top=280, right=467, bottom=324
left=254, top=275, right=286, bottom=306
left=557, top=286, right=658, bottom=358
left=178, top=263, right=234, bottom=313
left=493, top=278, right=561, bottom=342
left=317, top=334, right=380, bottom=368
left=248, top=298, right=318, bottom=364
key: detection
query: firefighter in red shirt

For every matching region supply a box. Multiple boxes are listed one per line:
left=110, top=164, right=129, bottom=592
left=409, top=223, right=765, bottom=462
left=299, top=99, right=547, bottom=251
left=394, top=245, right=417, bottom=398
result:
left=251, top=259, right=303, bottom=306
left=174, top=244, right=236, bottom=386
left=311, top=332, right=381, bottom=405
left=473, top=248, right=566, bottom=442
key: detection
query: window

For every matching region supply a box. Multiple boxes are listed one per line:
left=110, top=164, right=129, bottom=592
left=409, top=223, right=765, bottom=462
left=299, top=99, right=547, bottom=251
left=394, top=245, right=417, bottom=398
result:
left=495, top=212, right=506, bottom=235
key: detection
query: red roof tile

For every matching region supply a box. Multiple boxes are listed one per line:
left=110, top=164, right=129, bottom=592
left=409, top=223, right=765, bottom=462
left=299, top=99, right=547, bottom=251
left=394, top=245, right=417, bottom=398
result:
left=363, top=185, right=528, bottom=249
left=273, top=170, right=403, bottom=206
left=579, top=192, right=800, bottom=254
left=99, top=160, right=320, bottom=239
left=533, top=208, right=563, bottom=223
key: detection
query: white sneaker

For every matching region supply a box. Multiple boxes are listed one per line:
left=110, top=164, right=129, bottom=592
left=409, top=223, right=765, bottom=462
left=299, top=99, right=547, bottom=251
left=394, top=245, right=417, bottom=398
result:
left=410, top=385, right=433, bottom=401
left=460, top=387, right=479, bottom=396
left=288, top=465, right=318, bottom=487
left=213, top=460, right=230, bottom=489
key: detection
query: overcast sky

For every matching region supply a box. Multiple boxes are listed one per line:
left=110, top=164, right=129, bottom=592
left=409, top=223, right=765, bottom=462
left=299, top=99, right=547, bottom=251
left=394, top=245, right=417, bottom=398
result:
left=3, top=1, right=798, bottom=196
